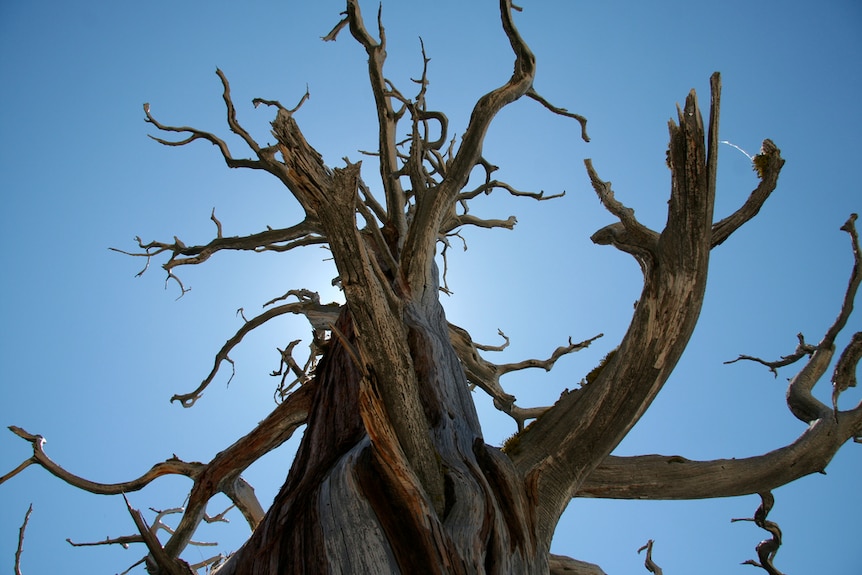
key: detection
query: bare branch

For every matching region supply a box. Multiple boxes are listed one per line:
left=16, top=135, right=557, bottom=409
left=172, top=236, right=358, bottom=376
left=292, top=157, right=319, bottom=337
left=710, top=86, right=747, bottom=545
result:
left=321, top=13, right=349, bottom=42
left=498, top=334, right=604, bottom=375
left=216, top=68, right=262, bottom=154
left=171, top=291, right=336, bottom=407
left=474, top=329, right=510, bottom=353
left=271, top=339, right=312, bottom=402
left=576, top=407, right=860, bottom=499
left=148, top=507, right=220, bottom=547
left=67, top=534, right=144, bottom=549
left=344, top=0, right=408, bottom=245
left=724, top=214, right=861, bottom=423
left=584, top=159, right=659, bottom=266
left=526, top=88, right=590, bottom=142
left=163, top=382, right=314, bottom=557
left=460, top=179, right=565, bottom=202
left=3, top=426, right=203, bottom=495
left=110, top=218, right=325, bottom=281
left=123, top=495, right=196, bottom=575
left=724, top=332, right=816, bottom=377
left=443, top=179, right=565, bottom=235
left=210, top=208, right=223, bottom=238
left=448, top=323, right=600, bottom=430
left=15, top=504, right=33, bottom=575
left=401, top=0, right=541, bottom=296
left=253, top=85, right=310, bottom=115
left=1, top=457, right=34, bottom=485
left=144, top=102, right=259, bottom=171
left=118, top=558, right=148, bottom=575
left=637, top=540, right=663, bottom=575
left=734, top=492, right=785, bottom=575
left=826, top=213, right=861, bottom=343
left=711, top=139, right=785, bottom=247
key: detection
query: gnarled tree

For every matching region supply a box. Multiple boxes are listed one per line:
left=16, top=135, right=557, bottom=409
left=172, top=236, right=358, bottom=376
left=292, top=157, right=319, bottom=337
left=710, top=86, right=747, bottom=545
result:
left=3, top=2, right=860, bottom=574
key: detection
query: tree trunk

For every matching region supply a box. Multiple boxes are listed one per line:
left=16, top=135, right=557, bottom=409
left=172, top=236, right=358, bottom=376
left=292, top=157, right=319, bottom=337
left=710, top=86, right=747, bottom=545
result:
left=215, top=295, right=548, bottom=575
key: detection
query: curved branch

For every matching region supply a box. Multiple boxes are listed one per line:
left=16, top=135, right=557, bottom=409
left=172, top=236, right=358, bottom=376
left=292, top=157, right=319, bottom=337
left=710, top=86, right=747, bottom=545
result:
left=637, top=540, right=663, bottom=575
left=171, top=291, right=336, bottom=407
left=447, top=322, right=601, bottom=430
left=459, top=179, right=565, bottom=202
left=733, top=492, right=785, bottom=575
left=526, top=88, right=589, bottom=142
left=576, top=412, right=860, bottom=500
left=512, top=77, right=725, bottom=541
left=144, top=102, right=259, bottom=171
left=216, top=68, right=262, bottom=154
left=5, top=381, right=313, bottom=564
left=2, top=426, right=203, bottom=495
left=711, top=139, right=785, bottom=247
left=498, top=334, right=603, bottom=375
left=725, top=214, right=861, bottom=423
left=832, top=331, right=862, bottom=414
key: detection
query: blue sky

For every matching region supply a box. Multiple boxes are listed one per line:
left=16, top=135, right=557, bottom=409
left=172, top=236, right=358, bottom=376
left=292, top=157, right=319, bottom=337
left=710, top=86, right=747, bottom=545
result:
left=1, top=1, right=860, bottom=573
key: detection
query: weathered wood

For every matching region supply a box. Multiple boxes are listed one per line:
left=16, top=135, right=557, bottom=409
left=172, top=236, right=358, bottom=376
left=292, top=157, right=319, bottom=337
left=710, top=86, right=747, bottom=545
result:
left=5, top=2, right=861, bottom=573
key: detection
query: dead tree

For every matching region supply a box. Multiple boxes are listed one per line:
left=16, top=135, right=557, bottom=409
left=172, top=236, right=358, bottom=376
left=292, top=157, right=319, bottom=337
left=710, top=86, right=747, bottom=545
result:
left=3, top=1, right=860, bottom=574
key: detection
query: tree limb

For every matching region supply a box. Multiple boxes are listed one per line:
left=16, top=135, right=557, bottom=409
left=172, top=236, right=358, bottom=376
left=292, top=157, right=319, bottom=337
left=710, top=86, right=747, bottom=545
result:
left=725, top=214, right=861, bottom=423
left=583, top=159, right=659, bottom=268
left=343, top=0, right=409, bottom=246
left=2, top=426, right=204, bottom=495
left=513, top=78, right=722, bottom=542
left=3, top=378, right=313, bottom=565
left=637, top=540, right=663, bottom=575
left=401, top=0, right=542, bottom=299
left=14, top=503, right=32, bottom=575
left=123, top=495, right=196, bottom=575
left=576, top=411, right=859, bottom=500
left=447, top=323, right=601, bottom=430
left=170, top=290, right=335, bottom=407
left=711, top=139, right=785, bottom=247
left=111, top=219, right=324, bottom=275
left=526, top=88, right=590, bottom=142
left=733, top=492, right=785, bottom=575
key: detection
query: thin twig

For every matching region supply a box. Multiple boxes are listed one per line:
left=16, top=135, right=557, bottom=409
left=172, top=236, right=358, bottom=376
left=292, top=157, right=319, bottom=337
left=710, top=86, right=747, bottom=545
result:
left=15, top=504, right=33, bottom=575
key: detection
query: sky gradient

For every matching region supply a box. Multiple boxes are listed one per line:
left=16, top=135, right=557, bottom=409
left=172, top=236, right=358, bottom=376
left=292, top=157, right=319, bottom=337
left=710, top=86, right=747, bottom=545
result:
left=1, top=1, right=860, bottom=573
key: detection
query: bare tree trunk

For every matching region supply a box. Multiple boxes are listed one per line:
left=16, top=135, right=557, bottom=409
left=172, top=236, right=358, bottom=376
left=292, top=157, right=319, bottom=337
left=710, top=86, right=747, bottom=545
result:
left=215, top=292, right=548, bottom=575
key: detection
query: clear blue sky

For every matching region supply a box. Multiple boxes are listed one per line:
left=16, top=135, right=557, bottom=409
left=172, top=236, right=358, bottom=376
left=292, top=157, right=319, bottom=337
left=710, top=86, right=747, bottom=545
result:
left=1, top=1, right=860, bottom=573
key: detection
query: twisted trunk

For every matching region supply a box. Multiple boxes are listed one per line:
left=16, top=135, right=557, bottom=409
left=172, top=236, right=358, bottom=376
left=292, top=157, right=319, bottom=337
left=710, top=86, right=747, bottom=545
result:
left=215, top=299, right=547, bottom=575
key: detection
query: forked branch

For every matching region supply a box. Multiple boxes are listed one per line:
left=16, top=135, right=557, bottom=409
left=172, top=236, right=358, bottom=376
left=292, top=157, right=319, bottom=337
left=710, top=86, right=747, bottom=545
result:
left=170, top=290, right=336, bottom=407
left=123, top=495, right=196, bottom=575
left=725, top=214, right=861, bottom=423
left=448, top=323, right=601, bottom=430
